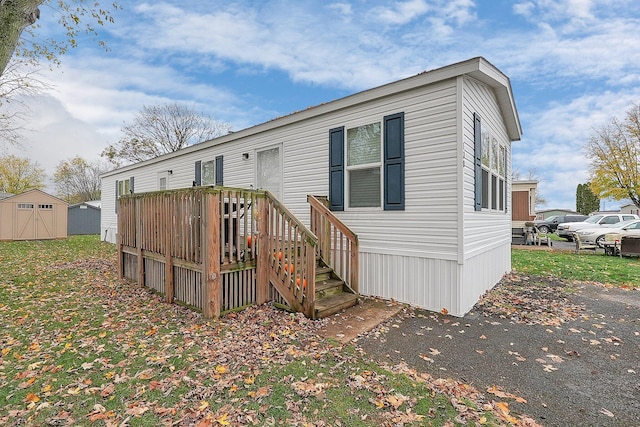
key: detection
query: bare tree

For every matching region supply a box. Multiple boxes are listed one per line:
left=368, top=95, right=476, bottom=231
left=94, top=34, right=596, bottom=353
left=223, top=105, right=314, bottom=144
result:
left=101, top=103, right=232, bottom=166
left=53, top=156, right=109, bottom=203
left=0, top=58, right=50, bottom=146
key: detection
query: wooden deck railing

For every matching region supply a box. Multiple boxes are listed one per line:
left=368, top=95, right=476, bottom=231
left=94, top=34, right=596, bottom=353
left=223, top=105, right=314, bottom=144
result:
left=308, top=195, right=359, bottom=293
left=117, top=187, right=319, bottom=319
left=262, top=192, right=317, bottom=318
left=117, top=188, right=266, bottom=318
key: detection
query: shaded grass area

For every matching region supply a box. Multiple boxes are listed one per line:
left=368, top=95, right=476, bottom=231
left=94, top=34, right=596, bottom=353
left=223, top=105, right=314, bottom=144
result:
left=1, top=236, right=517, bottom=426
left=512, top=248, right=640, bottom=289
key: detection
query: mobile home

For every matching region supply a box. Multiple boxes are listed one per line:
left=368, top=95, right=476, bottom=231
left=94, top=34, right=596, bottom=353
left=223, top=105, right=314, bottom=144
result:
left=101, top=57, right=521, bottom=316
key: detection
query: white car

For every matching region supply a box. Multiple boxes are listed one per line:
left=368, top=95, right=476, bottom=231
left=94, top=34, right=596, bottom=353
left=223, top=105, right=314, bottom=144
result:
left=575, top=219, right=640, bottom=247
left=556, top=213, right=639, bottom=241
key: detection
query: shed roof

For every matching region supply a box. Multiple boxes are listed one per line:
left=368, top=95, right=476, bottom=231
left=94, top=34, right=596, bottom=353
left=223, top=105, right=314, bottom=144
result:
left=103, top=56, right=521, bottom=178
left=69, top=202, right=101, bottom=211
left=0, top=189, right=68, bottom=205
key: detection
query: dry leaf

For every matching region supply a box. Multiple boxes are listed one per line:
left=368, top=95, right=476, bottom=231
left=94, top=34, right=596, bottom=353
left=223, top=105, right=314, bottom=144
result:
left=600, top=408, right=615, bottom=417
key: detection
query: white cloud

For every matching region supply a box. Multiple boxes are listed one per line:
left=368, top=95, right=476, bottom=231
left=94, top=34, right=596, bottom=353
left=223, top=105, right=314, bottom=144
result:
left=327, top=2, right=353, bottom=17
left=513, top=2, right=535, bottom=16
left=372, top=0, right=430, bottom=25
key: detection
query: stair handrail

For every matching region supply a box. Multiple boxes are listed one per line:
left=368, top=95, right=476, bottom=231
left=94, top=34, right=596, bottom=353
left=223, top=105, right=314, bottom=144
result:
left=307, top=195, right=359, bottom=294
left=262, top=191, right=318, bottom=318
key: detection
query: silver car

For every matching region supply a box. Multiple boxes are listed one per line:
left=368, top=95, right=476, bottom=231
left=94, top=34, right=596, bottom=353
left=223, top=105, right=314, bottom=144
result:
left=575, top=219, right=640, bottom=247
left=557, top=214, right=639, bottom=241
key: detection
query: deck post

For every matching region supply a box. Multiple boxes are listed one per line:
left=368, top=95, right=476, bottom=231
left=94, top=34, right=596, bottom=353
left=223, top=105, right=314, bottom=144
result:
left=305, top=239, right=316, bottom=319
left=164, top=194, right=174, bottom=303
left=256, top=195, right=270, bottom=305
left=116, top=198, right=123, bottom=279
left=135, top=197, right=144, bottom=285
left=202, top=191, right=221, bottom=318
left=117, top=233, right=123, bottom=279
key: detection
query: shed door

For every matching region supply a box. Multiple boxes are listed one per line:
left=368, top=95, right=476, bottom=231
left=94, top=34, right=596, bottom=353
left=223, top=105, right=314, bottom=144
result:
left=36, top=204, right=55, bottom=238
left=15, top=203, right=35, bottom=239
left=14, top=203, right=56, bottom=239
left=256, top=145, right=282, bottom=200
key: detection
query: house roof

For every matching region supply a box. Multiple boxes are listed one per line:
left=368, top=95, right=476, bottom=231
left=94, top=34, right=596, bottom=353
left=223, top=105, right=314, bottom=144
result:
left=103, top=56, right=521, bottom=178
left=0, top=192, right=14, bottom=200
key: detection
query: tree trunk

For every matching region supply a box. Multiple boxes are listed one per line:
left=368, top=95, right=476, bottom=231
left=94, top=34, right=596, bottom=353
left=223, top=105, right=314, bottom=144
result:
left=0, top=0, right=42, bottom=77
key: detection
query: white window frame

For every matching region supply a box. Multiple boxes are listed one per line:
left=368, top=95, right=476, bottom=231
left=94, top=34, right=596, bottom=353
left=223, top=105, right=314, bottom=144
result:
left=480, top=130, right=507, bottom=213
left=201, top=160, right=215, bottom=186
left=118, top=179, right=131, bottom=197
left=345, top=121, right=383, bottom=210
left=254, top=143, right=283, bottom=201
left=157, top=171, right=169, bottom=191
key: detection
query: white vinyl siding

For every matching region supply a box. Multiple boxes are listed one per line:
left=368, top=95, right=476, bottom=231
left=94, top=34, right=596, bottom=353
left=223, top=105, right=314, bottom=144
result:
left=100, top=58, right=519, bottom=317
left=461, top=76, right=512, bottom=275
left=102, top=79, right=460, bottom=260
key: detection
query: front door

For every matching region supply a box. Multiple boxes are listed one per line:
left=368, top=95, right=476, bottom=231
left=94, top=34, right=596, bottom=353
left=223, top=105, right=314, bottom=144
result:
left=256, top=145, right=282, bottom=200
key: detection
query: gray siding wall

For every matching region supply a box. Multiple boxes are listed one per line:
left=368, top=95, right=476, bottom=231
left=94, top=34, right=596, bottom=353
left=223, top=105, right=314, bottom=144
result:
left=68, top=205, right=101, bottom=235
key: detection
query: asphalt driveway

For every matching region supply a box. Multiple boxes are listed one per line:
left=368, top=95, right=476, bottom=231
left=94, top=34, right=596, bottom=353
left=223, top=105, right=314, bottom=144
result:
left=355, top=276, right=640, bottom=426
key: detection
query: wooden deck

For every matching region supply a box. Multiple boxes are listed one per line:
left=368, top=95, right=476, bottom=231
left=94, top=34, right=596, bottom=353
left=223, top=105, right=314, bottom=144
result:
left=117, top=188, right=358, bottom=319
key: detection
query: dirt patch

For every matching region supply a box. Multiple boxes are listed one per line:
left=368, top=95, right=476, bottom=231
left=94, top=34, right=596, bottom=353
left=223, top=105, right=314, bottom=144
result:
left=318, top=297, right=404, bottom=343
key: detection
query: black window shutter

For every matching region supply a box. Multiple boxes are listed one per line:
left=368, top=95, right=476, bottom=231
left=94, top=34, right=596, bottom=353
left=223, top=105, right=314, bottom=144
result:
left=115, top=180, right=119, bottom=213
left=474, top=113, right=482, bottom=211
left=329, top=127, right=345, bottom=211
left=215, top=155, right=224, bottom=186
left=383, top=112, right=405, bottom=210
left=194, top=161, right=202, bottom=186
left=129, top=176, right=134, bottom=194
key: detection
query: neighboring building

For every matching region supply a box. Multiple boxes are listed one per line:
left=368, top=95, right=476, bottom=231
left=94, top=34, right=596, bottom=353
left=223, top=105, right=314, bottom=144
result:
left=620, top=203, right=640, bottom=216
left=0, top=192, right=14, bottom=201
left=511, top=180, right=537, bottom=228
left=68, top=202, right=101, bottom=235
left=535, top=208, right=580, bottom=220
left=100, top=57, right=522, bottom=317
left=0, top=189, right=68, bottom=241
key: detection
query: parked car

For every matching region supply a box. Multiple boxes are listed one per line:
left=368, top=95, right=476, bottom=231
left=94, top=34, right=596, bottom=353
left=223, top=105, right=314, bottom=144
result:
left=575, top=219, right=640, bottom=247
left=534, top=214, right=588, bottom=234
left=556, top=213, right=640, bottom=241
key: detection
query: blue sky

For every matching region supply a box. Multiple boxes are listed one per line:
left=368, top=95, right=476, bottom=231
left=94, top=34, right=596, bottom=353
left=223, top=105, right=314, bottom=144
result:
left=7, top=0, right=640, bottom=210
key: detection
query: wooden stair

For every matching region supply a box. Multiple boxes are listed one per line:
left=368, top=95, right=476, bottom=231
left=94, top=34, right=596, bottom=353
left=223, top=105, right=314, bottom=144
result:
left=313, top=258, right=358, bottom=319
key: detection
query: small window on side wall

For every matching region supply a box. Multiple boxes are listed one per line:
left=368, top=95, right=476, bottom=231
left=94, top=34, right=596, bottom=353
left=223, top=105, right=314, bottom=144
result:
left=474, top=112, right=507, bottom=213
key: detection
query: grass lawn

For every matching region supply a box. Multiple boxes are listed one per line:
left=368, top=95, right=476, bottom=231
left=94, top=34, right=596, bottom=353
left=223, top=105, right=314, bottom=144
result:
left=512, top=248, right=640, bottom=289
left=0, top=236, right=518, bottom=426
